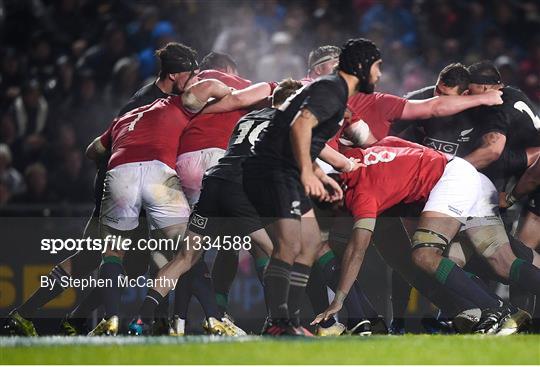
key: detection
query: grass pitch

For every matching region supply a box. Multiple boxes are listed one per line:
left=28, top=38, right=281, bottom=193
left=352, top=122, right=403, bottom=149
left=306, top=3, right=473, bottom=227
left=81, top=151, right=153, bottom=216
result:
left=1, top=334, right=539, bottom=364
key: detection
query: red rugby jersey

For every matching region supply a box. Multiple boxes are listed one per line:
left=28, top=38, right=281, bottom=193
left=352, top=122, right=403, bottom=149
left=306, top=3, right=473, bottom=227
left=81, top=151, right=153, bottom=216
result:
left=100, top=96, right=192, bottom=170
left=340, top=137, right=447, bottom=220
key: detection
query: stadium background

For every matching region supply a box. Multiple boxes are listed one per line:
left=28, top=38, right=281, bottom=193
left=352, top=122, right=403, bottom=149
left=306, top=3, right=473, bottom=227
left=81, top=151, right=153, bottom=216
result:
left=1, top=0, right=539, bottom=335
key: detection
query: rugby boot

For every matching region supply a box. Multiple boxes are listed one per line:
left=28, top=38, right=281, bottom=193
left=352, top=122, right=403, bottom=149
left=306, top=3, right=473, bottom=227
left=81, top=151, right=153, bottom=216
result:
left=453, top=308, right=481, bottom=334
left=315, top=321, right=346, bottom=336
left=60, top=317, right=84, bottom=336
left=128, top=317, right=151, bottom=336
left=370, top=316, right=389, bottom=334
left=3, top=311, right=38, bottom=336
left=473, top=307, right=510, bottom=334
left=203, top=316, right=246, bottom=336
left=421, top=316, right=454, bottom=334
left=497, top=308, right=531, bottom=336
left=168, top=315, right=185, bottom=336
left=261, top=317, right=304, bottom=336
left=88, top=315, right=119, bottom=336
left=347, top=319, right=372, bottom=336
left=221, top=313, right=247, bottom=336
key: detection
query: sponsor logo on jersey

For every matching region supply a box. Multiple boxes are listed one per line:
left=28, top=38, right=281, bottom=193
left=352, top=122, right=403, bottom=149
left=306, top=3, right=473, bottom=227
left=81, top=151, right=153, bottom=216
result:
left=424, top=137, right=459, bottom=155
left=190, top=214, right=208, bottom=229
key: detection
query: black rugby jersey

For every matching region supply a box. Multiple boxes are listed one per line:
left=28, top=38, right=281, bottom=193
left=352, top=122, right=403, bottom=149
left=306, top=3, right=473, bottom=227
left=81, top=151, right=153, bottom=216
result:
left=206, top=107, right=276, bottom=184
left=247, top=74, right=348, bottom=171
left=403, top=86, right=480, bottom=157
left=472, top=86, right=540, bottom=149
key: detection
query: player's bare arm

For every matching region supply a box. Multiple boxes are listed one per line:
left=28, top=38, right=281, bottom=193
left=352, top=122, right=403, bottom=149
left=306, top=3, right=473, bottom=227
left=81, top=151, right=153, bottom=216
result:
left=181, top=79, right=232, bottom=113
left=85, top=137, right=107, bottom=161
left=318, top=144, right=363, bottom=172
left=291, top=108, right=325, bottom=199
left=200, top=82, right=272, bottom=114
left=312, top=226, right=373, bottom=323
left=400, top=89, right=503, bottom=120
left=463, top=132, right=506, bottom=169
left=504, top=156, right=540, bottom=208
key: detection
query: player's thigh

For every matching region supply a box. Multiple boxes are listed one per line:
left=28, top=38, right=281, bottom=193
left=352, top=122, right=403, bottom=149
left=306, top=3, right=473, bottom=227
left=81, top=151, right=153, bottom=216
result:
left=298, top=209, right=323, bottom=263
left=141, top=162, right=190, bottom=232
left=517, top=209, right=540, bottom=249
left=100, top=164, right=142, bottom=231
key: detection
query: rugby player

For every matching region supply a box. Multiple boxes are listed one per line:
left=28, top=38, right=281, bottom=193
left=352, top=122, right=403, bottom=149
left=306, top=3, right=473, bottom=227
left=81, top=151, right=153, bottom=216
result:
left=239, top=38, right=381, bottom=336
left=3, top=42, right=201, bottom=337
left=314, top=136, right=540, bottom=333
left=127, top=79, right=297, bottom=336
left=83, top=76, right=273, bottom=336
left=170, top=53, right=254, bottom=336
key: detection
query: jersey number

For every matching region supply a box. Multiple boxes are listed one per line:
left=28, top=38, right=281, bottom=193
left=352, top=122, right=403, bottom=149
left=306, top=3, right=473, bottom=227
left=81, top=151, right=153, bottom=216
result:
left=232, top=120, right=270, bottom=146
left=514, top=101, right=540, bottom=130
left=128, top=112, right=144, bottom=131
left=363, top=150, right=397, bottom=166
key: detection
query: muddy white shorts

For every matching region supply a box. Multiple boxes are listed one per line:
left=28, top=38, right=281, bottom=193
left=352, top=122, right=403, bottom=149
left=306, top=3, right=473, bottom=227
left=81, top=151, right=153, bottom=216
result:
left=175, top=148, right=225, bottom=206
left=100, top=160, right=190, bottom=231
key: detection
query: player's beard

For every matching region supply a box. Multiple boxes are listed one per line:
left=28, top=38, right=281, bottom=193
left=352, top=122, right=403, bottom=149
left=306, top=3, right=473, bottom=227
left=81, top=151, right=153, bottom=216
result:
left=172, top=83, right=182, bottom=95
left=357, top=80, right=375, bottom=94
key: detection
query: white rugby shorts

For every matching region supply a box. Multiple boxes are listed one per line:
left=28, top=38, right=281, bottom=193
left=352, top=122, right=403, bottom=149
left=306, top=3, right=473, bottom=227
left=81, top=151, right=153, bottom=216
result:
left=175, top=147, right=225, bottom=206
left=100, top=160, right=190, bottom=231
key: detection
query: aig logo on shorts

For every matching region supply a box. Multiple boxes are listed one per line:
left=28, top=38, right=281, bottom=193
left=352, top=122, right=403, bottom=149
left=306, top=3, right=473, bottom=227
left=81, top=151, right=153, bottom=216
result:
left=290, top=201, right=301, bottom=216
left=190, top=214, right=208, bottom=229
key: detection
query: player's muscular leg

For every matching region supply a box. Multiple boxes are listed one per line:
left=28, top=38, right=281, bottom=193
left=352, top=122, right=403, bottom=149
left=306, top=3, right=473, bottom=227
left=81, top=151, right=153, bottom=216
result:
left=296, top=210, right=323, bottom=266
left=100, top=224, right=131, bottom=259
left=517, top=211, right=540, bottom=250
left=152, top=230, right=205, bottom=296
left=249, top=228, right=273, bottom=256
left=268, top=218, right=302, bottom=264
left=153, top=223, right=186, bottom=242
left=411, top=212, right=461, bottom=274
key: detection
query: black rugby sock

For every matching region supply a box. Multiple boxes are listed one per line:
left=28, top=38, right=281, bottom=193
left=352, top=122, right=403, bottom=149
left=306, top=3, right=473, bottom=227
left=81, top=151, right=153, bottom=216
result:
left=190, top=260, right=221, bottom=319
left=264, top=258, right=292, bottom=319
left=18, top=265, right=69, bottom=318
left=306, top=264, right=335, bottom=328
left=173, top=272, right=192, bottom=319
left=288, top=262, right=311, bottom=323
left=98, top=257, right=125, bottom=318
left=140, top=289, right=164, bottom=325
left=435, top=258, right=499, bottom=309
left=510, top=259, right=540, bottom=296
left=71, top=287, right=101, bottom=319
left=212, top=250, right=239, bottom=314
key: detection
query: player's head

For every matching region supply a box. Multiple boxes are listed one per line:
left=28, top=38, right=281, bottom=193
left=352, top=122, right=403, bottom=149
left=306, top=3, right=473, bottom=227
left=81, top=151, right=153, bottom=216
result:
left=338, top=38, right=381, bottom=94
left=307, top=45, right=341, bottom=79
left=467, top=60, right=503, bottom=95
left=435, top=63, right=470, bottom=96
left=200, top=52, right=238, bottom=76
left=156, top=42, right=199, bottom=93
left=272, top=78, right=303, bottom=108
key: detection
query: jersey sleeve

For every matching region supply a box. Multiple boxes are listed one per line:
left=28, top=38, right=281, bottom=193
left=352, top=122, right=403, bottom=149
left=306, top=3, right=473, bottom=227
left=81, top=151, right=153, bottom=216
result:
left=301, top=81, right=343, bottom=123
left=374, top=93, right=407, bottom=122
left=478, top=106, right=510, bottom=136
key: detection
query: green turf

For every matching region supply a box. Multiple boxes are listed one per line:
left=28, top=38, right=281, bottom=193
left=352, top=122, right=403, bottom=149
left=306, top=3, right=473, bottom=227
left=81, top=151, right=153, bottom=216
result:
left=1, top=335, right=539, bottom=364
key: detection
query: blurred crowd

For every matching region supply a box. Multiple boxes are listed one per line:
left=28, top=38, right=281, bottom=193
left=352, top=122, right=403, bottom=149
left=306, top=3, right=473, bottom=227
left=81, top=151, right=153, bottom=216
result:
left=0, top=0, right=539, bottom=208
